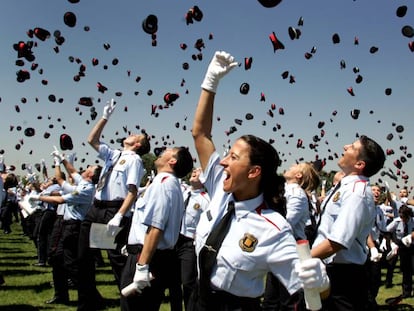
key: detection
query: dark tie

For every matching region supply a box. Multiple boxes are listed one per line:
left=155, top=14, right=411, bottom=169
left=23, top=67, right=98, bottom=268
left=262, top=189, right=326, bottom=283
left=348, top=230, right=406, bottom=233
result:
left=198, top=201, right=235, bottom=303
left=96, top=153, right=121, bottom=191
left=184, top=191, right=191, bottom=210
left=315, top=181, right=341, bottom=230
left=96, top=166, right=114, bottom=191
left=404, top=222, right=409, bottom=236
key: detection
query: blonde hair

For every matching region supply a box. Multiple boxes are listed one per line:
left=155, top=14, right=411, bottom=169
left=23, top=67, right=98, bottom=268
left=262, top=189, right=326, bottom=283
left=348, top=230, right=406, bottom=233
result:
left=297, top=163, right=320, bottom=193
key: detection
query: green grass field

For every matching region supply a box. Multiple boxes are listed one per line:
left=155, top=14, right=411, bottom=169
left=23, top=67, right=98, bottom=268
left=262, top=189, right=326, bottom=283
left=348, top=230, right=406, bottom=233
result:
left=0, top=221, right=413, bottom=310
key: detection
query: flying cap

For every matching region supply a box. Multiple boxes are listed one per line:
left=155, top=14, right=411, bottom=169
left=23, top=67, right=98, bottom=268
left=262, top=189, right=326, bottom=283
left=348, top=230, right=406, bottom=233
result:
left=64, top=12, right=77, bottom=27
left=244, top=57, right=253, bottom=70
left=396, top=125, right=404, bottom=133
left=164, top=92, right=179, bottom=104
left=350, top=109, right=360, bottom=119
left=33, top=27, right=51, bottom=41
left=60, top=134, right=73, bottom=150
left=396, top=6, right=408, bottom=18
left=402, top=25, right=414, bottom=38
left=332, top=33, right=340, bottom=44
left=79, top=97, right=93, bottom=106
left=142, top=15, right=158, bottom=34
left=240, top=83, right=250, bottom=94
left=24, top=127, right=35, bottom=137
left=269, top=32, right=285, bottom=52
left=257, top=0, right=282, bottom=8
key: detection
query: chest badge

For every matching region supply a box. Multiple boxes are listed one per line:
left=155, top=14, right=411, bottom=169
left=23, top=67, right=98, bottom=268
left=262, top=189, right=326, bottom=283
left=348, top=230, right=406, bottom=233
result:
left=193, top=203, right=200, bottom=210
left=333, top=192, right=341, bottom=202
left=119, top=159, right=126, bottom=165
left=239, top=233, right=258, bottom=252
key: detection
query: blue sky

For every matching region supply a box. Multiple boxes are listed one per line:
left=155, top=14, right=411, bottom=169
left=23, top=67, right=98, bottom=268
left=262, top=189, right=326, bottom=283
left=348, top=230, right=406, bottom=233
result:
left=1, top=0, right=413, bottom=192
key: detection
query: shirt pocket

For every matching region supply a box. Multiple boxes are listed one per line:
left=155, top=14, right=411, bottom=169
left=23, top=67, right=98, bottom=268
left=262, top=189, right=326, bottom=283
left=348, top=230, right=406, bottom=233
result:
left=215, top=248, right=256, bottom=290
left=112, top=165, right=127, bottom=185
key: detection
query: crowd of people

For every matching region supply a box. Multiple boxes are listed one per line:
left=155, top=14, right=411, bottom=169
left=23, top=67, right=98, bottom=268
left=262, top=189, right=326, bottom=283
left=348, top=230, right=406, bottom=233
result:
left=0, top=50, right=413, bottom=311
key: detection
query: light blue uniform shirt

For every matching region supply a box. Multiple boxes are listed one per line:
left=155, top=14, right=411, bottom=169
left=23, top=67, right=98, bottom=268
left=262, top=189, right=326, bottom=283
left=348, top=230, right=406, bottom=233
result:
left=196, top=151, right=301, bottom=297
left=61, top=173, right=95, bottom=221
left=314, top=175, right=375, bottom=265
left=180, top=188, right=210, bottom=239
left=95, top=143, right=144, bottom=203
left=285, top=182, right=309, bottom=240
left=386, top=216, right=414, bottom=241
left=128, top=172, right=184, bottom=249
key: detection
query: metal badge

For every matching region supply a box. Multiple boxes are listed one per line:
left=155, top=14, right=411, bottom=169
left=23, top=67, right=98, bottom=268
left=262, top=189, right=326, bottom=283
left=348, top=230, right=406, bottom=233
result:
left=193, top=203, right=200, bottom=210
left=119, top=159, right=126, bottom=165
left=239, top=233, right=258, bottom=252
left=333, top=192, right=341, bottom=202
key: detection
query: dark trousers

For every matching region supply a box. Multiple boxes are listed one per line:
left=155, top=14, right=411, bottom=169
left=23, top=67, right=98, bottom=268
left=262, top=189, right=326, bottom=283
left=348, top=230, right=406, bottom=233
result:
left=171, top=234, right=198, bottom=311
left=50, top=219, right=81, bottom=300
left=35, top=209, right=56, bottom=263
left=322, top=263, right=368, bottom=311
left=365, top=256, right=382, bottom=310
left=188, top=282, right=262, bottom=311
left=77, top=201, right=128, bottom=311
left=0, top=201, right=17, bottom=232
left=399, top=245, right=414, bottom=296
left=120, top=245, right=177, bottom=311
left=262, top=272, right=306, bottom=311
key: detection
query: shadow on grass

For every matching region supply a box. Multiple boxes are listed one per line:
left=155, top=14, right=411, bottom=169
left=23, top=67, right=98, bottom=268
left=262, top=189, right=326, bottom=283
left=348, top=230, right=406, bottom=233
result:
left=0, top=281, right=52, bottom=292
left=0, top=269, right=50, bottom=277
left=0, top=305, right=40, bottom=311
left=378, top=304, right=414, bottom=311
left=0, top=261, right=37, bottom=267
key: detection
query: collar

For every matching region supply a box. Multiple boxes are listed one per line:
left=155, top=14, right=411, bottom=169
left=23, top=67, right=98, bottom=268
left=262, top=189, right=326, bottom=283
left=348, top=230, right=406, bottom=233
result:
left=234, top=193, right=264, bottom=220
left=340, top=174, right=369, bottom=185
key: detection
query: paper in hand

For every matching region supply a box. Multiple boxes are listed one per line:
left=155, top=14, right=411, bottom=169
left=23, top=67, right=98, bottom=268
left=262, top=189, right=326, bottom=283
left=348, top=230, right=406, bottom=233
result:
left=89, top=223, right=122, bottom=249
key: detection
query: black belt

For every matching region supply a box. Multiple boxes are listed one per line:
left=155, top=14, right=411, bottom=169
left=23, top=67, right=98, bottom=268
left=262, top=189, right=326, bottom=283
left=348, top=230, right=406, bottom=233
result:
left=62, top=219, right=81, bottom=225
left=93, top=199, right=124, bottom=209
left=126, top=244, right=143, bottom=255
left=209, top=289, right=261, bottom=309
left=178, top=234, right=194, bottom=243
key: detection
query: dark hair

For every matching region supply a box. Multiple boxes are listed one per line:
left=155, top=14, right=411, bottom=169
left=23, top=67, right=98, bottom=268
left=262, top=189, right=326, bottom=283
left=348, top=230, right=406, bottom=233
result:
left=358, top=135, right=385, bottom=177
left=4, top=173, right=18, bottom=189
left=173, top=147, right=194, bottom=179
left=240, top=135, right=286, bottom=217
left=399, top=204, right=414, bottom=219
left=137, top=134, right=151, bottom=156
left=91, top=165, right=103, bottom=185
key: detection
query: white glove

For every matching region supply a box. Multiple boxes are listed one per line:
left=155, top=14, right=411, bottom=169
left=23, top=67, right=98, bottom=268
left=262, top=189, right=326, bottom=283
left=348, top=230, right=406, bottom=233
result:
left=133, top=264, right=153, bottom=291
left=386, top=242, right=399, bottom=260
left=51, top=146, right=64, bottom=165
left=28, top=193, right=41, bottom=202
left=41, top=159, right=46, bottom=167
left=379, top=239, right=388, bottom=252
left=66, top=152, right=76, bottom=165
left=295, top=258, right=330, bottom=293
left=201, top=51, right=238, bottom=93
left=121, top=245, right=129, bottom=257
left=402, top=234, right=412, bottom=247
left=401, top=197, right=408, bottom=204
left=383, top=181, right=390, bottom=192
left=370, top=247, right=382, bottom=262
left=102, top=98, right=116, bottom=120
left=26, top=164, right=33, bottom=174
left=106, top=212, right=123, bottom=236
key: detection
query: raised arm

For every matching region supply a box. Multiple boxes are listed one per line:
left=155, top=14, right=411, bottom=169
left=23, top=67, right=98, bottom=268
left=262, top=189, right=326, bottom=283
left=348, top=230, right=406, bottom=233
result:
left=88, top=99, right=116, bottom=152
left=192, top=90, right=216, bottom=171
left=192, top=51, right=237, bottom=171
